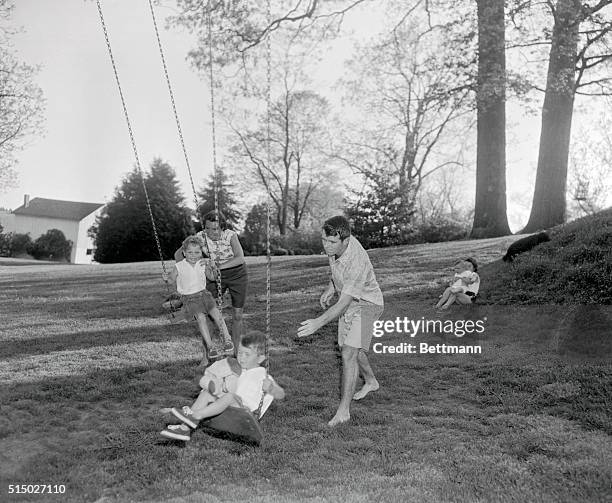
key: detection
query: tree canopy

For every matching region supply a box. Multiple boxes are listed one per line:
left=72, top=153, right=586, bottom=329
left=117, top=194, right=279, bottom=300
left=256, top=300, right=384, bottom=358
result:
left=0, top=0, right=45, bottom=193
left=92, top=159, right=192, bottom=263
left=196, top=168, right=242, bottom=230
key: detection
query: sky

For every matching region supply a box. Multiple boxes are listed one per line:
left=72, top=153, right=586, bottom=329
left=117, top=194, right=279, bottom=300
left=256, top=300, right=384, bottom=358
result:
left=4, top=0, right=214, bottom=211
left=3, top=1, right=607, bottom=232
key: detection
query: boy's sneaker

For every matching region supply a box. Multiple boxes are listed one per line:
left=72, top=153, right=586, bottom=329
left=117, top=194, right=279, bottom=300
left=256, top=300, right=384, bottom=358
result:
left=223, top=340, right=235, bottom=355
left=208, top=347, right=221, bottom=359
left=171, top=406, right=200, bottom=429
left=160, top=424, right=191, bottom=441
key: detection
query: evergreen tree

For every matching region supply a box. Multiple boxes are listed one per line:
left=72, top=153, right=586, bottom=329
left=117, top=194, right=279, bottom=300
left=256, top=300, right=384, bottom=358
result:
left=240, top=202, right=268, bottom=255
left=92, top=159, right=192, bottom=263
left=196, top=168, right=241, bottom=229
left=345, top=177, right=415, bottom=249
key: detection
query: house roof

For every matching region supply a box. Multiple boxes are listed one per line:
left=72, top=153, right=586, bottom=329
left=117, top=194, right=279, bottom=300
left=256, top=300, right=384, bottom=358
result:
left=13, top=198, right=104, bottom=221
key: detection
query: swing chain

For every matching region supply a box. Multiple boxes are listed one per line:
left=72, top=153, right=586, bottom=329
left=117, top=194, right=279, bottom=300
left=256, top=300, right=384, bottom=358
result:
left=206, top=2, right=224, bottom=307
left=147, top=0, right=199, bottom=214
left=264, top=0, right=272, bottom=372
left=96, top=0, right=170, bottom=289
left=148, top=0, right=222, bottom=306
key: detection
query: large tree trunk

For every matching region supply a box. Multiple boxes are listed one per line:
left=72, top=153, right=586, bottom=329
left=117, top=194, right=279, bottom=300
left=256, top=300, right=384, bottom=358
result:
left=522, top=0, right=581, bottom=232
left=471, top=0, right=511, bottom=238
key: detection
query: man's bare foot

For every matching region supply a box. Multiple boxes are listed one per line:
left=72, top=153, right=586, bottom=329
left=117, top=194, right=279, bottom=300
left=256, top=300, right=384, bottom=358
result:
left=327, top=412, right=350, bottom=427
left=353, top=381, right=379, bottom=400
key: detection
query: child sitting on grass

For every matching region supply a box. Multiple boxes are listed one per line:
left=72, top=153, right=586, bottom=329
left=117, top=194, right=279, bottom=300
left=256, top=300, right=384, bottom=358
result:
left=435, top=257, right=480, bottom=310
left=160, top=331, right=285, bottom=442
left=163, top=235, right=233, bottom=360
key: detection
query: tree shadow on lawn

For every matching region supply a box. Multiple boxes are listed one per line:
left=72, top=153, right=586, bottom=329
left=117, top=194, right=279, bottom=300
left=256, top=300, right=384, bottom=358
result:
left=248, top=260, right=330, bottom=294
left=4, top=260, right=328, bottom=327
left=2, top=242, right=611, bottom=500
left=2, top=319, right=612, bottom=502
left=2, top=287, right=164, bottom=322
left=1, top=350, right=362, bottom=501
left=376, top=297, right=612, bottom=432
left=1, top=324, right=197, bottom=359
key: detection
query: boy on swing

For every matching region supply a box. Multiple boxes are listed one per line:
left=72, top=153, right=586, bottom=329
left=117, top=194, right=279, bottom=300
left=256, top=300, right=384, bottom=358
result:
left=160, top=331, right=285, bottom=441
left=163, top=235, right=233, bottom=359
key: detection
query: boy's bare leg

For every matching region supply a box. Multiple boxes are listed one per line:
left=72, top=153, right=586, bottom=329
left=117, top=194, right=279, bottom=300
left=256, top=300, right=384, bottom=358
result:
left=190, top=392, right=240, bottom=421
left=353, top=350, right=379, bottom=400
left=195, top=313, right=214, bottom=349
left=209, top=307, right=231, bottom=343
left=435, top=288, right=452, bottom=308
left=162, top=390, right=216, bottom=416
left=329, top=345, right=359, bottom=427
left=440, top=293, right=457, bottom=309
left=232, top=307, right=244, bottom=352
left=190, top=390, right=216, bottom=413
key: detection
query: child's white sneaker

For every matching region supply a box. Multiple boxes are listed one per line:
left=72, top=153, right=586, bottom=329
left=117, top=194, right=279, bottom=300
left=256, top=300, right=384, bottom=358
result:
left=171, top=406, right=200, bottom=429
left=160, top=424, right=191, bottom=441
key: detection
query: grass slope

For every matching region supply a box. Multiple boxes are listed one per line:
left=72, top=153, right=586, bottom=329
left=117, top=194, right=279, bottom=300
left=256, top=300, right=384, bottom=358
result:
left=481, top=208, right=612, bottom=304
left=1, top=229, right=611, bottom=502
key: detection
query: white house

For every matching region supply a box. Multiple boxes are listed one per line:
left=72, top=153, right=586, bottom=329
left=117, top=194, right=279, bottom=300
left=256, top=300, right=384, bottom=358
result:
left=8, top=195, right=104, bottom=264
left=0, top=209, right=16, bottom=233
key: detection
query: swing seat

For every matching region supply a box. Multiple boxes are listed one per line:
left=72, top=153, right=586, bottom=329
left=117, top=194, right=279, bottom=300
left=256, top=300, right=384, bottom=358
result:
left=200, top=406, right=264, bottom=445
left=162, top=293, right=183, bottom=312
left=200, top=393, right=274, bottom=446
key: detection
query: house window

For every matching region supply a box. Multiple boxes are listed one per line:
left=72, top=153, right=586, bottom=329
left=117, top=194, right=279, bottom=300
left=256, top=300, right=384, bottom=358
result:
left=86, top=249, right=93, bottom=255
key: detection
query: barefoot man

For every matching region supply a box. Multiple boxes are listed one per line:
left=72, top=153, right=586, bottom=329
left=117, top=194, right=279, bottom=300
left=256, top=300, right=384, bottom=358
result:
left=298, top=216, right=384, bottom=427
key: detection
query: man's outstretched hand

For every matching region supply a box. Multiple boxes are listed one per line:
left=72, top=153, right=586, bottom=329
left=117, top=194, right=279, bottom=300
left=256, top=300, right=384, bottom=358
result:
left=297, top=319, right=321, bottom=338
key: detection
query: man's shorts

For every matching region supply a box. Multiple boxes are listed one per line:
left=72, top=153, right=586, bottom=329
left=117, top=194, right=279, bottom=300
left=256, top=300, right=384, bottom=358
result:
left=180, top=290, right=217, bottom=321
left=206, top=263, right=248, bottom=309
left=338, top=299, right=384, bottom=351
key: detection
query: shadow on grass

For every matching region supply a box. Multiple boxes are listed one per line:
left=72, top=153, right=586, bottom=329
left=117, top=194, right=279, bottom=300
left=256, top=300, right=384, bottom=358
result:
left=1, top=307, right=611, bottom=502
left=3, top=238, right=612, bottom=501
left=1, top=324, right=197, bottom=359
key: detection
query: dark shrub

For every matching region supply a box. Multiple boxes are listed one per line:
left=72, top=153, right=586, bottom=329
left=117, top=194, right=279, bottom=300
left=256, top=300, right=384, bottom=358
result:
left=0, top=224, right=11, bottom=257
left=9, top=233, right=33, bottom=257
left=411, top=217, right=469, bottom=244
left=28, top=229, right=72, bottom=261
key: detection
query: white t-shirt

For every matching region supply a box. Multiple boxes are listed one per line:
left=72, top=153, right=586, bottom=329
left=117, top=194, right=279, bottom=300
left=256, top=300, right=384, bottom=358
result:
left=453, top=271, right=480, bottom=295
left=235, top=367, right=275, bottom=416
left=175, top=260, right=207, bottom=295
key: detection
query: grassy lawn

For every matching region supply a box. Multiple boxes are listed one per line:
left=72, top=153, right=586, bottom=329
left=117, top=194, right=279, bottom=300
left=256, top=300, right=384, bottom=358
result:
left=1, top=235, right=611, bottom=502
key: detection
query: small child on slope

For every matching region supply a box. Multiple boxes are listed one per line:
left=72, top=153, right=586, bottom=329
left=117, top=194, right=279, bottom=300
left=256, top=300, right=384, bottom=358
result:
left=435, top=257, right=480, bottom=310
